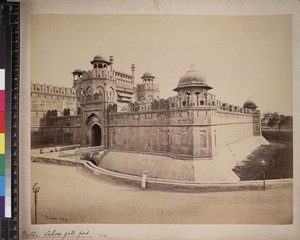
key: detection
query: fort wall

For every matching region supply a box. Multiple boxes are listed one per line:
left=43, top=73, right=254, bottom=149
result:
left=106, top=102, right=257, bottom=159
left=31, top=83, right=78, bottom=129
left=31, top=114, right=81, bottom=147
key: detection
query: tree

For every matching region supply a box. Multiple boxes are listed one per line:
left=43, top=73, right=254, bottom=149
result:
left=265, top=112, right=293, bottom=130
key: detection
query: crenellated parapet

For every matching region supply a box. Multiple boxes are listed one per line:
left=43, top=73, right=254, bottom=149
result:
left=216, top=101, right=260, bottom=115
left=124, top=98, right=170, bottom=112
left=73, top=69, right=133, bottom=86
left=137, top=83, right=159, bottom=91
left=31, top=82, right=77, bottom=96
left=115, top=70, right=133, bottom=81
left=107, top=103, right=118, bottom=113
left=79, top=69, right=115, bottom=80
left=168, top=91, right=216, bottom=108
left=109, top=94, right=260, bottom=122
left=79, top=92, right=105, bottom=103
left=40, top=110, right=81, bottom=127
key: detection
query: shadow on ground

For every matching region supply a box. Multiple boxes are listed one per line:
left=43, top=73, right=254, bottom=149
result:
left=233, top=141, right=293, bottom=180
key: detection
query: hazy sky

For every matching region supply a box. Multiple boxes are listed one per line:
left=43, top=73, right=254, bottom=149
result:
left=31, top=14, right=292, bottom=115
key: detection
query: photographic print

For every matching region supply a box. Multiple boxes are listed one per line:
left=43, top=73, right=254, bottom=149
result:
left=30, top=14, right=293, bottom=225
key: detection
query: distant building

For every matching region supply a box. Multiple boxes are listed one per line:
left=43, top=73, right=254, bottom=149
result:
left=31, top=54, right=262, bottom=160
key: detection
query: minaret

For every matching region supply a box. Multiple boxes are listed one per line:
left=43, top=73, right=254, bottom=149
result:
left=109, top=56, right=114, bottom=72
left=131, top=64, right=135, bottom=86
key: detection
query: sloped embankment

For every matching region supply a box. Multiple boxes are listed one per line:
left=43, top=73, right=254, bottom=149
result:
left=232, top=142, right=292, bottom=180
left=99, top=151, right=195, bottom=181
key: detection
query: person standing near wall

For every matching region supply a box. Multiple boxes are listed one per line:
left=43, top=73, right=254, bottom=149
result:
left=141, top=171, right=147, bottom=190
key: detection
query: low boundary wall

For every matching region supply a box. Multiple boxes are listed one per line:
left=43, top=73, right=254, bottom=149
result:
left=31, top=155, right=293, bottom=193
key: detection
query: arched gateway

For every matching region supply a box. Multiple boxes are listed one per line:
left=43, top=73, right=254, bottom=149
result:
left=85, top=114, right=103, bottom=146
left=91, top=124, right=101, bottom=146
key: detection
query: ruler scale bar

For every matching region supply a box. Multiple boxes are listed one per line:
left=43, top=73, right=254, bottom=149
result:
left=0, top=15, right=6, bottom=220
left=0, top=1, right=19, bottom=240
left=5, top=25, right=12, bottom=219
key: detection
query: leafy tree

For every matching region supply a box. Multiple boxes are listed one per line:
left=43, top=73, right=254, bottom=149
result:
left=264, top=112, right=293, bottom=130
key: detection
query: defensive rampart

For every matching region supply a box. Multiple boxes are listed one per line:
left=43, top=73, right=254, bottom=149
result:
left=106, top=103, right=259, bottom=159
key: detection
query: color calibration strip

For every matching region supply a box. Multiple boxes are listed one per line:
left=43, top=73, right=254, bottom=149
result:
left=0, top=25, right=6, bottom=218
left=0, top=11, right=12, bottom=219
left=0, top=1, right=19, bottom=238
left=4, top=24, right=12, bottom=219
left=0, top=1, right=18, bottom=221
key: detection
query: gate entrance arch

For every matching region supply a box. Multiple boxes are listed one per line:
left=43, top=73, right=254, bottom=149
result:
left=91, top=124, right=101, bottom=146
left=85, top=114, right=103, bottom=146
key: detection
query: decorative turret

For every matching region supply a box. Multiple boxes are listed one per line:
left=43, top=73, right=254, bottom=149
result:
left=243, top=99, right=260, bottom=135
left=137, top=71, right=160, bottom=102
left=90, top=54, right=111, bottom=69
left=141, top=71, right=155, bottom=83
left=72, top=69, right=83, bottom=80
left=243, top=99, right=258, bottom=110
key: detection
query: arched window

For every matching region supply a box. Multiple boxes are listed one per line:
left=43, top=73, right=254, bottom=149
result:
left=185, top=92, right=191, bottom=106
left=195, top=92, right=200, bottom=106
left=86, top=87, right=92, bottom=95
left=200, top=132, right=206, bottom=148
left=214, top=130, right=217, bottom=146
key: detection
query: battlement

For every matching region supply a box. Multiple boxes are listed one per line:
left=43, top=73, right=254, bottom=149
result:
left=40, top=110, right=81, bottom=127
left=108, top=93, right=260, bottom=119
left=73, top=68, right=135, bottom=90
left=80, top=92, right=105, bottom=103
left=115, top=70, right=133, bottom=81
left=137, top=83, right=159, bottom=90
left=79, top=69, right=114, bottom=80
left=216, top=100, right=260, bottom=115
left=31, top=82, right=77, bottom=96
left=115, top=70, right=134, bottom=89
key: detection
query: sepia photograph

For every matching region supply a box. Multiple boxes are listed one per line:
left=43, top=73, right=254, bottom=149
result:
left=29, top=14, right=293, bottom=226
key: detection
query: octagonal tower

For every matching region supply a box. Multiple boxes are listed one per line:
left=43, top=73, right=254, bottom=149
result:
left=137, top=71, right=160, bottom=102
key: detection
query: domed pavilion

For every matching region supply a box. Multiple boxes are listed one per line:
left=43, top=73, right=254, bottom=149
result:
left=243, top=99, right=258, bottom=110
left=174, top=68, right=212, bottom=92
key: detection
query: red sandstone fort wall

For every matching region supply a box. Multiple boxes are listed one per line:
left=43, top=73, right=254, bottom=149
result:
left=106, top=108, right=256, bottom=159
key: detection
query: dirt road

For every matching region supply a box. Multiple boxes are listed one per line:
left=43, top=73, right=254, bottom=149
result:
left=31, top=162, right=292, bottom=224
